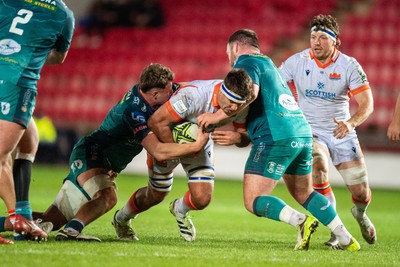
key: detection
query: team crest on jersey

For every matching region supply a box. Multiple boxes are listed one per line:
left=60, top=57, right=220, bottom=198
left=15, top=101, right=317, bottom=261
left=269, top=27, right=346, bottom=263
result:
left=0, top=39, right=21, bottom=55
left=278, top=94, right=299, bottom=111
left=329, top=73, right=341, bottom=79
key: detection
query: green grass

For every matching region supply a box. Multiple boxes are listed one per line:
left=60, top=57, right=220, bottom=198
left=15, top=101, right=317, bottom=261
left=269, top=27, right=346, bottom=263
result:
left=1, top=164, right=399, bottom=267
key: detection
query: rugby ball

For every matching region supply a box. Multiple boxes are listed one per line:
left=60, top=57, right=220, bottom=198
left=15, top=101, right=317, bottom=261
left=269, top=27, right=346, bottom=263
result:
left=172, top=122, right=199, bottom=144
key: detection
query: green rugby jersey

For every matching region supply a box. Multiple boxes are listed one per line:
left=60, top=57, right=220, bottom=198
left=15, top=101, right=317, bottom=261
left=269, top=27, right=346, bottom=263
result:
left=79, top=85, right=157, bottom=173
left=0, top=0, right=74, bottom=89
left=233, top=54, right=312, bottom=141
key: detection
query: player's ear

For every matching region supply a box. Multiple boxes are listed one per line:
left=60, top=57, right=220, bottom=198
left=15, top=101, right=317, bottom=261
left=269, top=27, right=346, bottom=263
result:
left=229, top=102, right=239, bottom=111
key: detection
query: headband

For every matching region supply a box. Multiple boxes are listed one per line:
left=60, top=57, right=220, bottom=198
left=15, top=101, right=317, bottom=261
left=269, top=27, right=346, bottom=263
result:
left=311, top=26, right=337, bottom=42
left=220, top=83, right=246, bottom=104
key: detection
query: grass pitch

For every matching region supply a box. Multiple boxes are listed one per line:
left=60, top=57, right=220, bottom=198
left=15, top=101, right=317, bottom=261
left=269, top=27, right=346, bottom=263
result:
left=1, top=164, right=399, bottom=266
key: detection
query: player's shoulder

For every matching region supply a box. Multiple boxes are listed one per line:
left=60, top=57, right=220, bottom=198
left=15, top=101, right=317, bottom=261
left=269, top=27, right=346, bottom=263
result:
left=290, top=48, right=311, bottom=61
left=336, top=50, right=363, bottom=69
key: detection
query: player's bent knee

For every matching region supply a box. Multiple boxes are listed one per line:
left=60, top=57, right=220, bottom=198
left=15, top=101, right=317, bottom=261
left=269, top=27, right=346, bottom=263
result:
left=54, top=174, right=116, bottom=221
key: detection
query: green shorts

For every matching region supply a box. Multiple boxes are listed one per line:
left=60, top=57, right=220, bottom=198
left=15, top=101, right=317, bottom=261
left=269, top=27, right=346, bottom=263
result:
left=244, top=137, right=313, bottom=180
left=0, top=81, right=36, bottom=128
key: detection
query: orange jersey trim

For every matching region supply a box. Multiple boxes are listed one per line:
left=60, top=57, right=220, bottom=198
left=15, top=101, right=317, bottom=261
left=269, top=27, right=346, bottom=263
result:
left=212, top=82, right=222, bottom=108
left=348, top=83, right=370, bottom=97
left=165, top=101, right=183, bottom=122
left=309, top=48, right=340, bottom=69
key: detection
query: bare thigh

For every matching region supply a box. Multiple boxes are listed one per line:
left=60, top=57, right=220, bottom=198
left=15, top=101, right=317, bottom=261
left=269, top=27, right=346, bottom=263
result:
left=243, top=173, right=279, bottom=213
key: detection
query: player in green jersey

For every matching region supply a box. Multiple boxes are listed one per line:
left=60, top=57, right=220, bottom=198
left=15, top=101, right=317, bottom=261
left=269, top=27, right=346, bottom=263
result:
left=0, top=0, right=74, bottom=244
left=11, top=63, right=208, bottom=242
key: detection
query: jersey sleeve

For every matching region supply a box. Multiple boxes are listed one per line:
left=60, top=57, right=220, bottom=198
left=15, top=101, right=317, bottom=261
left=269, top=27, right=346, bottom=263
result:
left=54, top=10, right=75, bottom=52
left=126, top=111, right=151, bottom=143
left=165, top=86, right=201, bottom=122
left=278, top=55, right=297, bottom=82
left=347, top=58, right=370, bottom=96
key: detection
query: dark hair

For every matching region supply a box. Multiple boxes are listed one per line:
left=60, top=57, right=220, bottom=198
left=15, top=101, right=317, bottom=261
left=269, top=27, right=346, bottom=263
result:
left=311, top=14, right=341, bottom=47
left=223, top=68, right=253, bottom=101
left=227, top=29, right=260, bottom=50
left=139, top=63, right=174, bottom=92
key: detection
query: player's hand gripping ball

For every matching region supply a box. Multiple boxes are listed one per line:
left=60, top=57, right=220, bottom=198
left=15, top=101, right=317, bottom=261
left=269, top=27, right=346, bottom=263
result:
left=172, top=122, right=199, bottom=143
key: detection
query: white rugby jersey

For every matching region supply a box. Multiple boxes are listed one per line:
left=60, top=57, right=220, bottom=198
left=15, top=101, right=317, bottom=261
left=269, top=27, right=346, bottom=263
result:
left=165, top=79, right=247, bottom=128
left=279, top=48, right=370, bottom=133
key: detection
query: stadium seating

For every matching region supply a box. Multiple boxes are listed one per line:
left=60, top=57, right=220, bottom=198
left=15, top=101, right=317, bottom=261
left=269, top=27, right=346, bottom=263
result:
left=36, top=0, right=397, bottom=133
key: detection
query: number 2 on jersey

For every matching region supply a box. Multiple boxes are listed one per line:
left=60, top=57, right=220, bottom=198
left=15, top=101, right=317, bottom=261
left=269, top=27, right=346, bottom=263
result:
left=9, top=9, right=33, bottom=35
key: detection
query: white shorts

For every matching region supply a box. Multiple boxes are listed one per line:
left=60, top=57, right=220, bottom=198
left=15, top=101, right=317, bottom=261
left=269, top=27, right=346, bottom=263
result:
left=313, top=130, right=363, bottom=166
left=53, top=175, right=116, bottom=221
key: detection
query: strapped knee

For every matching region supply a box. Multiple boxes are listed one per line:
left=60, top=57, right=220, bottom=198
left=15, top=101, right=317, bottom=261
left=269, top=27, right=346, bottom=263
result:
left=149, top=172, right=173, bottom=192
left=188, top=167, right=215, bottom=183
left=338, top=165, right=368, bottom=186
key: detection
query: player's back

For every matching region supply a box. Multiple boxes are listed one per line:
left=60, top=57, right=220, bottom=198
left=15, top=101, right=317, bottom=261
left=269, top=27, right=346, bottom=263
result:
left=235, top=54, right=312, bottom=141
left=0, top=0, right=74, bottom=88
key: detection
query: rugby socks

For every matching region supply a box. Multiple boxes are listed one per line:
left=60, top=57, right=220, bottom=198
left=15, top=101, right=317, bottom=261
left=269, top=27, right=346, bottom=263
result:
left=351, top=189, right=371, bottom=219
left=313, top=182, right=336, bottom=210
left=13, top=158, right=33, bottom=202
left=303, top=191, right=352, bottom=244
left=8, top=209, right=16, bottom=225
left=13, top=155, right=34, bottom=221
left=327, top=216, right=352, bottom=245
left=0, top=217, right=5, bottom=232
left=15, top=201, right=33, bottom=220
left=64, top=219, right=85, bottom=233
left=253, top=196, right=306, bottom=227
left=302, top=191, right=336, bottom=225
left=116, top=191, right=142, bottom=224
left=174, top=191, right=198, bottom=217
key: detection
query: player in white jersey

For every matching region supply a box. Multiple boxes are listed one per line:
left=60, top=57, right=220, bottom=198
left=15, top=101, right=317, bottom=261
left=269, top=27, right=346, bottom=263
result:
left=279, top=14, right=376, bottom=246
left=112, top=69, right=253, bottom=242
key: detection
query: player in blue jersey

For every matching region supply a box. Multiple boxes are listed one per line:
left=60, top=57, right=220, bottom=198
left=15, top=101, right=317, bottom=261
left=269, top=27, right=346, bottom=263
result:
left=0, top=0, right=75, bottom=244
left=198, top=29, right=360, bottom=251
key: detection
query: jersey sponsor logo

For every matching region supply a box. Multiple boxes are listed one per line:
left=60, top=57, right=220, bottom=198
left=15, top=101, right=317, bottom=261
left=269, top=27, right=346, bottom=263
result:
left=173, top=99, right=187, bottom=114
left=1, top=102, right=10, bottom=115
left=278, top=94, right=299, bottom=111
left=131, top=112, right=146, bottom=123
left=305, top=89, right=336, bottom=99
left=291, top=141, right=313, bottom=148
left=0, top=39, right=21, bottom=55
left=25, top=0, right=57, bottom=11
left=133, top=124, right=147, bottom=134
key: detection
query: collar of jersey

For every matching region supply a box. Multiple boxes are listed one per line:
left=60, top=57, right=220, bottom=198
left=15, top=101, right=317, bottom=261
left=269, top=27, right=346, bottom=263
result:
left=212, top=82, right=222, bottom=109
left=309, top=47, right=340, bottom=69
